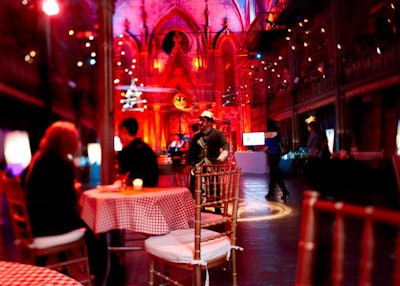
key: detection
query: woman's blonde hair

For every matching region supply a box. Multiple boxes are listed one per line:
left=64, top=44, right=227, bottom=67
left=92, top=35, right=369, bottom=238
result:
left=39, top=121, right=79, bottom=157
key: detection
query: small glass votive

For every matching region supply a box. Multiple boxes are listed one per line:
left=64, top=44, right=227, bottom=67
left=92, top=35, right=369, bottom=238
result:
left=133, top=178, right=143, bottom=191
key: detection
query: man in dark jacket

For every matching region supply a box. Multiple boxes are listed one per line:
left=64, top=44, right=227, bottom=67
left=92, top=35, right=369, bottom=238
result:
left=186, top=110, right=230, bottom=198
left=117, top=118, right=159, bottom=187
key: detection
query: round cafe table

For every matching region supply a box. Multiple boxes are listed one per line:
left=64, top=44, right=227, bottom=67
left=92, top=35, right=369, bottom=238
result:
left=79, top=185, right=195, bottom=286
left=0, top=260, right=82, bottom=286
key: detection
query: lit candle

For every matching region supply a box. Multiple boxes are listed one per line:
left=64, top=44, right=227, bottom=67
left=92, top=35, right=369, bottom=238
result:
left=133, top=178, right=143, bottom=191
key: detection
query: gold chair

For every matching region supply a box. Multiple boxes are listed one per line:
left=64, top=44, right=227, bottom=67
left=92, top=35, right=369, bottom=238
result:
left=144, top=166, right=242, bottom=286
left=1, top=175, right=92, bottom=286
left=296, top=190, right=400, bottom=286
left=392, top=154, right=400, bottom=203
left=0, top=170, right=8, bottom=225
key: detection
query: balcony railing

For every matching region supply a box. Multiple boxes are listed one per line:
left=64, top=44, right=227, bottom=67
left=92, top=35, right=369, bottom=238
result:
left=296, top=73, right=335, bottom=104
left=269, top=88, right=293, bottom=114
left=268, top=73, right=336, bottom=114
left=342, top=39, right=400, bottom=84
left=0, top=56, right=41, bottom=95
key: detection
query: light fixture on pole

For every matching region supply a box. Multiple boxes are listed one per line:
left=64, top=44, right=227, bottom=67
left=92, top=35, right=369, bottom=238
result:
left=40, top=0, right=60, bottom=123
left=42, top=0, right=60, bottom=16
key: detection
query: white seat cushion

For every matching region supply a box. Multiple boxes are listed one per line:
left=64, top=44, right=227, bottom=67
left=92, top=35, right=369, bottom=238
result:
left=30, top=228, right=86, bottom=249
left=145, top=228, right=231, bottom=264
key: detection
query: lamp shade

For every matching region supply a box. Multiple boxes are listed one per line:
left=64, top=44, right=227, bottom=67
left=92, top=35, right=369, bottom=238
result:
left=114, top=136, right=122, bottom=152
left=4, top=131, right=32, bottom=176
left=88, top=143, right=101, bottom=165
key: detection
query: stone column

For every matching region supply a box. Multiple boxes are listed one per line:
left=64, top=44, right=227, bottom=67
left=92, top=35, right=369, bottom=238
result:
left=97, top=0, right=115, bottom=184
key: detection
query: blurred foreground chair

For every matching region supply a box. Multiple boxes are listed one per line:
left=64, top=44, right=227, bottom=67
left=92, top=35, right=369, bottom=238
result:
left=1, top=174, right=92, bottom=285
left=0, top=170, right=8, bottom=225
left=145, top=166, right=242, bottom=286
left=296, top=190, right=400, bottom=286
left=392, top=154, right=400, bottom=205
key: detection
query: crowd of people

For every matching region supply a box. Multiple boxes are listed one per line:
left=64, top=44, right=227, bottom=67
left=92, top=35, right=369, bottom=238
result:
left=5, top=109, right=333, bottom=283
left=10, top=110, right=231, bottom=282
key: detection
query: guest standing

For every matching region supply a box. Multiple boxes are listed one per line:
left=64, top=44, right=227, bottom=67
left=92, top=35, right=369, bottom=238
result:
left=305, top=115, right=330, bottom=159
left=117, top=117, right=159, bottom=187
left=304, top=115, right=331, bottom=197
left=264, top=119, right=289, bottom=201
left=186, top=110, right=230, bottom=199
left=22, top=121, right=84, bottom=237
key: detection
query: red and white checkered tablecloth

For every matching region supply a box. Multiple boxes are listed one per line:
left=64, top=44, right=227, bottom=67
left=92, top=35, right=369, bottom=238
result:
left=79, top=187, right=195, bottom=235
left=0, top=261, right=82, bottom=285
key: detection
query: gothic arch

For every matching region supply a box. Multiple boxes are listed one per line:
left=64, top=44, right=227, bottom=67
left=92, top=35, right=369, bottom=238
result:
left=215, top=33, right=240, bottom=106
left=147, top=7, right=209, bottom=105
left=149, top=6, right=207, bottom=62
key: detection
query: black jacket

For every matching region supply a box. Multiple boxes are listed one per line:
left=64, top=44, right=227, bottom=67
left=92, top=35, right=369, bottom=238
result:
left=117, top=138, right=159, bottom=187
left=22, top=151, right=83, bottom=237
left=186, top=128, right=229, bottom=166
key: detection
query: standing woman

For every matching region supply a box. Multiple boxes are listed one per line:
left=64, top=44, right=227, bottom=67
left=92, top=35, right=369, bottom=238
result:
left=264, top=119, right=289, bottom=201
left=22, top=121, right=84, bottom=237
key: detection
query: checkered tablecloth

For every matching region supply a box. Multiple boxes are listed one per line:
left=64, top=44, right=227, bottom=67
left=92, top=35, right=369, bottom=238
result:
left=79, top=187, right=195, bottom=235
left=0, top=261, right=82, bottom=285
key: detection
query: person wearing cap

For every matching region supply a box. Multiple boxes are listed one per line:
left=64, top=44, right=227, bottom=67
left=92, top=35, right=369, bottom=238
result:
left=304, top=115, right=331, bottom=198
left=305, top=115, right=330, bottom=159
left=186, top=110, right=230, bottom=199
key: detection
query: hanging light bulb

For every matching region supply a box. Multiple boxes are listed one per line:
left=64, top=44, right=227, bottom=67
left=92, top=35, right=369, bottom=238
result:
left=42, top=0, right=60, bottom=16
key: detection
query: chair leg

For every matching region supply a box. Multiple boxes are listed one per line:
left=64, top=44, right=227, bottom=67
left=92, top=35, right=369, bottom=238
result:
left=81, top=244, right=92, bottom=286
left=231, top=249, right=238, bottom=286
left=149, top=257, right=154, bottom=286
left=194, top=264, right=202, bottom=286
left=103, top=232, right=112, bottom=286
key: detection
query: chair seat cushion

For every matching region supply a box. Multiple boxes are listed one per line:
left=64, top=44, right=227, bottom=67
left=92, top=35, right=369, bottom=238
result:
left=30, top=228, right=86, bottom=249
left=144, top=228, right=231, bottom=264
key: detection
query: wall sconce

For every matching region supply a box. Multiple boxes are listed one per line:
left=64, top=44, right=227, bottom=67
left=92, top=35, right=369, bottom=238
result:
left=4, top=131, right=32, bottom=176
left=87, top=143, right=101, bottom=165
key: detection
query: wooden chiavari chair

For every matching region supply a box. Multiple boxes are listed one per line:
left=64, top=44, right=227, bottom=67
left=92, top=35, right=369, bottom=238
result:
left=296, top=190, right=400, bottom=286
left=1, top=174, right=92, bottom=285
left=144, top=166, right=242, bottom=286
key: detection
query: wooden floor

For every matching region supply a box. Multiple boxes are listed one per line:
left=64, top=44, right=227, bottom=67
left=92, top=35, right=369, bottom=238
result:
left=0, top=168, right=398, bottom=285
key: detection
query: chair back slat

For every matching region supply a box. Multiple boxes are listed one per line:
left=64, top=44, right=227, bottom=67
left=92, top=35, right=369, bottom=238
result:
left=296, top=190, right=400, bottom=286
left=394, top=232, right=400, bottom=285
left=392, top=155, right=400, bottom=205
left=332, top=213, right=344, bottom=286
left=359, top=219, right=374, bottom=286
